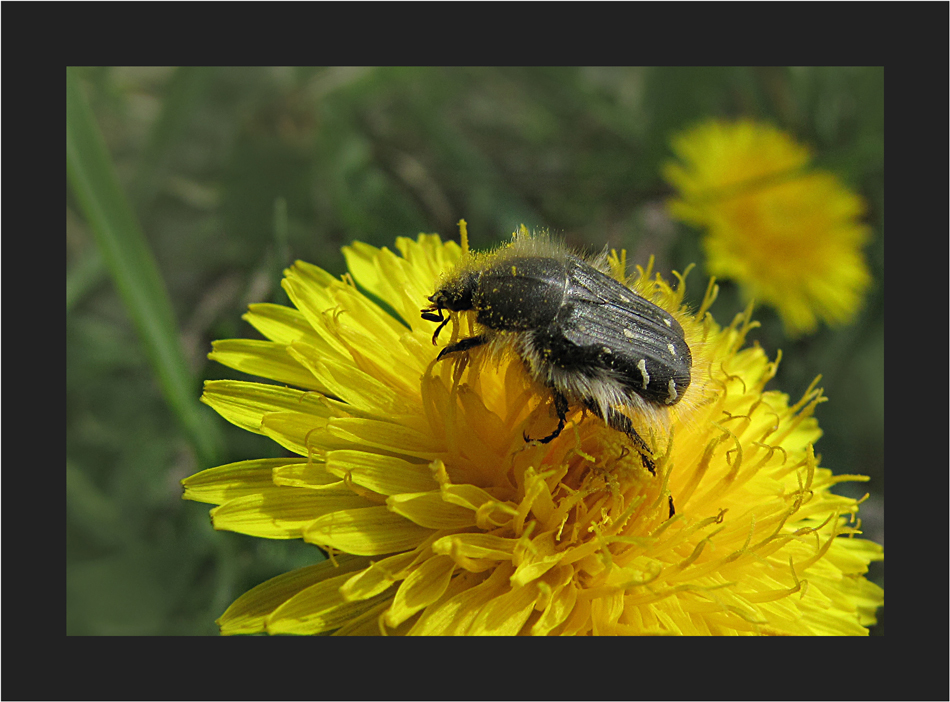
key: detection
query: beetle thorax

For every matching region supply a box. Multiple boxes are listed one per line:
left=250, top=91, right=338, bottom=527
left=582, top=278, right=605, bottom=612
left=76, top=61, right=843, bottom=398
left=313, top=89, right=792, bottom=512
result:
left=472, top=257, right=568, bottom=331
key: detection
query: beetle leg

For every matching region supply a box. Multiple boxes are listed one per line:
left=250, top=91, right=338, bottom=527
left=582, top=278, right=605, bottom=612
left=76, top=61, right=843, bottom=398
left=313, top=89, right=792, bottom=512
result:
left=436, top=334, right=488, bottom=361
left=421, top=307, right=453, bottom=345
left=582, top=399, right=656, bottom=475
left=523, top=390, right=569, bottom=444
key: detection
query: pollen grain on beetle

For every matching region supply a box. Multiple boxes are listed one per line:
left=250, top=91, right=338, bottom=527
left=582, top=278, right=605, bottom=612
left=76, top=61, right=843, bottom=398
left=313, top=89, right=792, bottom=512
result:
left=182, top=228, right=883, bottom=636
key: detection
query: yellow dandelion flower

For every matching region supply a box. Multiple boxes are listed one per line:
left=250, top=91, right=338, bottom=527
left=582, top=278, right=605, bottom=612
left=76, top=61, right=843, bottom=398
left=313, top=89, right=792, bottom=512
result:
left=182, top=225, right=883, bottom=635
left=663, top=119, right=873, bottom=336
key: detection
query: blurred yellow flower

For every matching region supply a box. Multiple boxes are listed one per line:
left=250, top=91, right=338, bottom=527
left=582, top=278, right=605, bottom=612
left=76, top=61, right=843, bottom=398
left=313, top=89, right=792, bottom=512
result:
left=663, top=119, right=872, bottom=336
left=183, top=229, right=882, bottom=635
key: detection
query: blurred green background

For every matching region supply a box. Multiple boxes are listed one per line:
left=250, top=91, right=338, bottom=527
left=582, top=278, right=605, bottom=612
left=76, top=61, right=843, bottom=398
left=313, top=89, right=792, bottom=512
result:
left=66, top=66, right=884, bottom=635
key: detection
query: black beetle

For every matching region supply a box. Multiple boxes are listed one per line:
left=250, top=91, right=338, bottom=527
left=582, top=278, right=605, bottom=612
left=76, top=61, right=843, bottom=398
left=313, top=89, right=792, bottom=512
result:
left=421, top=235, right=691, bottom=474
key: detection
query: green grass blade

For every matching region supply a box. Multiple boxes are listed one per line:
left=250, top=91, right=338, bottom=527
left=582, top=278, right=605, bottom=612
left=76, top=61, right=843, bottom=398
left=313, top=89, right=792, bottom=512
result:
left=66, top=67, right=222, bottom=467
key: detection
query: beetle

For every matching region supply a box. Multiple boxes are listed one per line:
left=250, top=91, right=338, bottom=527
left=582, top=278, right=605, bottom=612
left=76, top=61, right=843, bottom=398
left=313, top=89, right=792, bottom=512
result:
left=421, top=235, right=691, bottom=474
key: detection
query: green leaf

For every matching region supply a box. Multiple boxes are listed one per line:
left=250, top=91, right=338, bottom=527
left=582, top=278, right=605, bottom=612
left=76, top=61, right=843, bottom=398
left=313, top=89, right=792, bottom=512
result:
left=66, top=67, right=222, bottom=467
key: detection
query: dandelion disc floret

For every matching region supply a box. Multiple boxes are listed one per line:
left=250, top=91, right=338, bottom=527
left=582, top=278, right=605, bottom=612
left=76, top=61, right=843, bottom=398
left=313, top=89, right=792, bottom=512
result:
left=182, top=226, right=883, bottom=635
